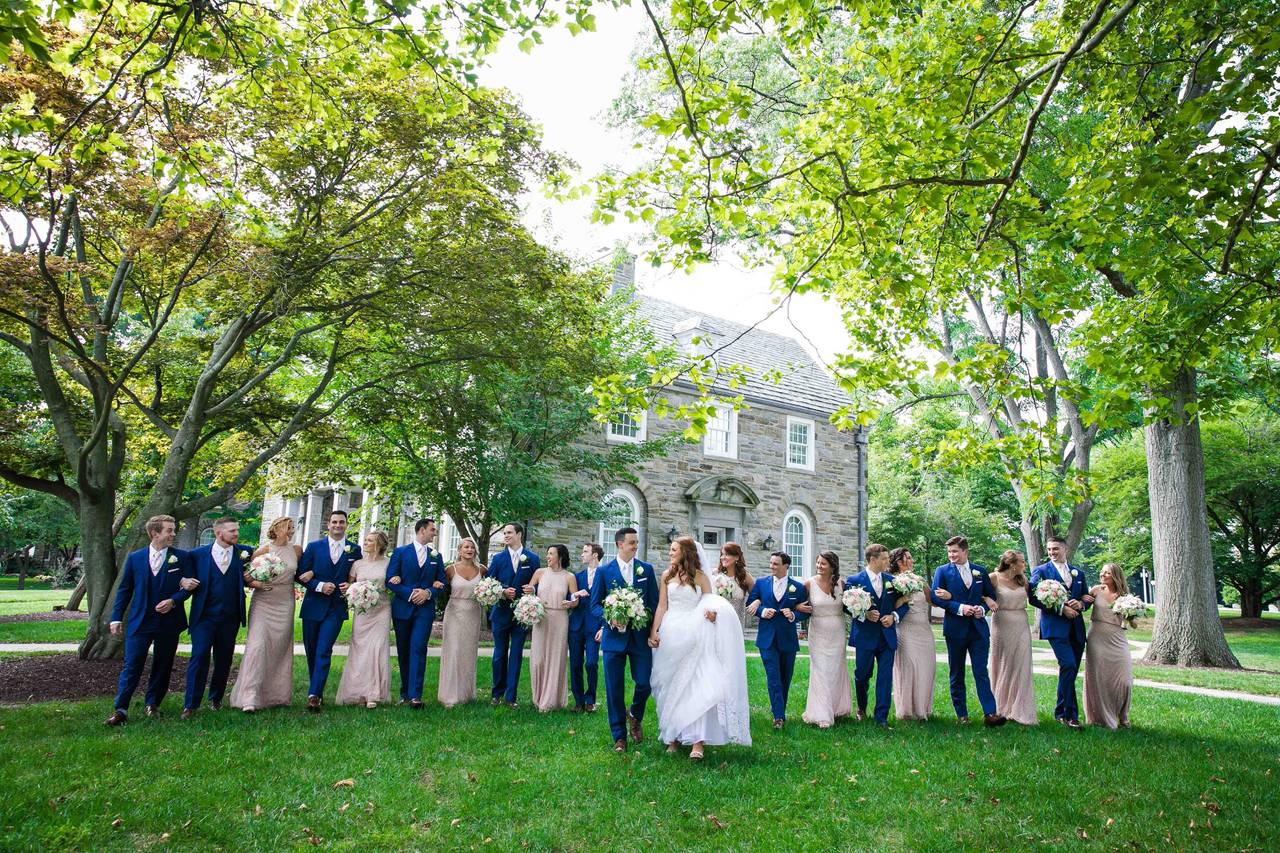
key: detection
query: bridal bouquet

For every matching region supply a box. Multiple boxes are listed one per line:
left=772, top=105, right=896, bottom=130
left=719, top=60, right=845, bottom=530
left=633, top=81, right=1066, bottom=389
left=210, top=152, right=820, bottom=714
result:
left=345, top=579, right=386, bottom=615
left=1112, top=594, right=1146, bottom=626
left=247, top=553, right=286, bottom=584
left=1034, top=579, right=1070, bottom=612
left=713, top=573, right=736, bottom=601
left=603, top=587, right=650, bottom=630
left=473, top=577, right=504, bottom=608
left=891, top=572, right=925, bottom=598
left=842, top=587, right=873, bottom=621
left=513, top=593, right=546, bottom=628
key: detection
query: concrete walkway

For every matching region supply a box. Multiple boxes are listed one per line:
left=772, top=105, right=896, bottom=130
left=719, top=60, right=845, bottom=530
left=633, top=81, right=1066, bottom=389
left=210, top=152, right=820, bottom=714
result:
left=3, top=641, right=1276, bottom=707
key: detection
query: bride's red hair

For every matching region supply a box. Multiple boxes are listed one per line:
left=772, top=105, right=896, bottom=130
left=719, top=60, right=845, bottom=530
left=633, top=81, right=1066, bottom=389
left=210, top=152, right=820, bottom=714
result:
left=664, top=536, right=702, bottom=588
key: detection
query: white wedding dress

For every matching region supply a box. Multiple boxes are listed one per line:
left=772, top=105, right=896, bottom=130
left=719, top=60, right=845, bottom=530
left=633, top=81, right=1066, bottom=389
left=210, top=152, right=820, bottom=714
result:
left=651, top=581, right=752, bottom=746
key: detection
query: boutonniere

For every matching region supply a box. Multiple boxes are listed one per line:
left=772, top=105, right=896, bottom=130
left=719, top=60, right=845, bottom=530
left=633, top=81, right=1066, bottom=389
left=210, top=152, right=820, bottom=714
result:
left=167, top=554, right=178, bottom=565
left=519, top=554, right=528, bottom=564
left=425, top=545, right=435, bottom=555
left=344, top=544, right=354, bottom=554
left=1071, top=569, right=1079, bottom=578
left=239, top=548, right=252, bottom=561
left=636, top=567, right=645, bottom=577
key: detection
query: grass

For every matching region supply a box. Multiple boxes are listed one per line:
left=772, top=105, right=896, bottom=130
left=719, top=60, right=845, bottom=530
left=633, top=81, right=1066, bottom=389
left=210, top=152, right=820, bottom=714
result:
left=0, top=656, right=1276, bottom=851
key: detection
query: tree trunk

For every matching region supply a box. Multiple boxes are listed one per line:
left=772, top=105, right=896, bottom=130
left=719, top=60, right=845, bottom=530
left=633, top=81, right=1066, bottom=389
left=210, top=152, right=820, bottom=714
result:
left=17, top=559, right=27, bottom=590
left=1141, top=368, right=1239, bottom=667
left=1237, top=581, right=1262, bottom=620
left=63, top=575, right=87, bottom=611
left=77, top=496, right=125, bottom=660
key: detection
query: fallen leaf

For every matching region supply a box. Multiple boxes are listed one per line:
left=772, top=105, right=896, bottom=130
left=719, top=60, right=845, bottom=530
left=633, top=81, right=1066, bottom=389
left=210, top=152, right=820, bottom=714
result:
left=1209, top=776, right=1225, bottom=784
left=1202, top=802, right=1221, bottom=816
left=253, top=805, right=262, bottom=817
left=297, top=804, right=308, bottom=811
left=111, top=819, right=123, bottom=828
left=339, top=803, right=350, bottom=814
left=707, top=814, right=728, bottom=830
left=1076, top=829, right=1089, bottom=839
left=363, top=769, right=373, bottom=776
left=365, top=802, right=375, bottom=814
left=158, top=833, right=171, bottom=843
left=451, top=818, right=462, bottom=827
left=484, top=838, right=493, bottom=844
left=181, top=820, right=192, bottom=829
left=1105, top=818, right=1115, bottom=827
left=909, top=769, right=920, bottom=775
left=333, top=779, right=355, bottom=789
left=465, top=772, right=478, bottom=783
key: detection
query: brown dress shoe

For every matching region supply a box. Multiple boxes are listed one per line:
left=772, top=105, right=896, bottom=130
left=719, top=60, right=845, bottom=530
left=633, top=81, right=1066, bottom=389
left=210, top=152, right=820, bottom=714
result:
left=1061, top=718, right=1083, bottom=730
left=628, top=713, right=643, bottom=743
left=613, top=738, right=627, bottom=753
left=409, top=699, right=424, bottom=710
left=104, top=710, right=127, bottom=727
left=586, top=703, right=597, bottom=713
left=180, top=708, right=195, bottom=720
left=307, top=695, right=322, bottom=713
left=984, top=713, right=1007, bottom=728
left=144, top=705, right=161, bottom=718
left=772, top=719, right=785, bottom=730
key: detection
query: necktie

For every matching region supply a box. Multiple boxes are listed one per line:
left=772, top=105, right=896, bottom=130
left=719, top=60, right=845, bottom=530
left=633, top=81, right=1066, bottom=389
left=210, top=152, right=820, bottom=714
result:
left=214, top=547, right=229, bottom=573
left=330, top=539, right=342, bottom=562
left=417, top=545, right=426, bottom=568
left=959, top=564, right=972, bottom=588
left=1058, top=563, right=1071, bottom=585
left=621, top=562, right=632, bottom=585
left=870, top=572, right=881, bottom=597
left=150, top=550, right=162, bottom=576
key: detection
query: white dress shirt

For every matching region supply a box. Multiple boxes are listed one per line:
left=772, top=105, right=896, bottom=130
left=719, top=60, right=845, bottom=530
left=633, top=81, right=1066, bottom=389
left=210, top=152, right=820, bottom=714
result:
left=328, top=536, right=344, bottom=562
left=619, top=559, right=633, bottom=585
left=1053, top=561, right=1071, bottom=585
left=414, top=541, right=428, bottom=568
left=149, top=546, right=165, bottom=576
left=955, top=562, right=973, bottom=588
left=212, top=543, right=230, bottom=573
left=772, top=575, right=788, bottom=602
left=585, top=565, right=597, bottom=592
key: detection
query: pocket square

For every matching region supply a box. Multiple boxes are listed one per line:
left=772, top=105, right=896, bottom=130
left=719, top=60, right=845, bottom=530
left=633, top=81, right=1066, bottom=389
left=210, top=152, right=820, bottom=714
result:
left=167, top=567, right=181, bottom=573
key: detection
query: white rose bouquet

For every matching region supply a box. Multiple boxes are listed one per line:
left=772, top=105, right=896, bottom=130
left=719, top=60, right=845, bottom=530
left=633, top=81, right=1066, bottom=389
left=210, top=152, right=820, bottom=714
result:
left=842, top=587, right=873, bottom=621
left=603, top=587, right=650, bottom=630
left=513, top=593, right=546, bottom=628
left=473, top=577, right=504, bottom=608
left=713, top=573, right=736, bottom=601
left=891, top=572, right=925, bottom=598
left=345, top=579, right=385, bottom=615
left=1035, top=578, right=1070, bottom=612
left=1112, top=594, right=1146, bottom=626
left=247, top=553, right=286, bottom=584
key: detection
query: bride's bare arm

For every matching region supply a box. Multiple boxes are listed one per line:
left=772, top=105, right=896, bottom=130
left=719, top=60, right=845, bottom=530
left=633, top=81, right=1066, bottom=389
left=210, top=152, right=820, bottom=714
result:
left=649, top=578, right=669, bottom=646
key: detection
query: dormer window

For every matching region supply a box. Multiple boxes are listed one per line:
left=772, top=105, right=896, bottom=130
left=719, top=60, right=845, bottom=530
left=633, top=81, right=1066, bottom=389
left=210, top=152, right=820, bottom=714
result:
left=672, top=316, right=713, bottom=357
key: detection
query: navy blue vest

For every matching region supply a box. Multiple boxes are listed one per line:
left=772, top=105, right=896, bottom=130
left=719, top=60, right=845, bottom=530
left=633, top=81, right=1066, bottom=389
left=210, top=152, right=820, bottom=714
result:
left=205, top=558, right=241, bottom=623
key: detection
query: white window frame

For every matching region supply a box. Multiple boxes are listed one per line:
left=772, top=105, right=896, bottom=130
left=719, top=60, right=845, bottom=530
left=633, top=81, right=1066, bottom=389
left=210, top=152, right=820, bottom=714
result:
left=606, top=411, right=647, bottom=444
left=598, top=489, right=640, bottom=562
left=786, top=416, right=816, bottom=471
left=702, top=404, right=738, bottom=459
left=439, top=516, right=464, bottom=563
left=782, top=510, right=812, bottom=579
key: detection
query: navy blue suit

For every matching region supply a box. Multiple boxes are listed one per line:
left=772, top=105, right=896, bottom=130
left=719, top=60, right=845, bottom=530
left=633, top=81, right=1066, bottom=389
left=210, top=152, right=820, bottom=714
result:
left=1029, top=561, right=1092, bottom=721
left=568, top=565, right=602, bottom=707
left=590, top=557, right=658, bottom=742
left=386, top=542, right=446, bottom=701
left=296, top=537, right=363, bottom=698
left=183, top=543, right=250, bottom=710
left=846, top=570, right=910, bottom=723
left=746, top=574, right=809, bottom=722
left=932, top=562, right=998, bottom=718
left=487, top=546, right=540, bottom=703
left=110, top=546, right=192, bottom=713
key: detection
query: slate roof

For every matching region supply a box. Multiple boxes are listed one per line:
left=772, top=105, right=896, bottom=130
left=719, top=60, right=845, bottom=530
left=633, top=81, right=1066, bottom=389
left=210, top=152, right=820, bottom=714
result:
left=633, top=294, right=851, bottom=416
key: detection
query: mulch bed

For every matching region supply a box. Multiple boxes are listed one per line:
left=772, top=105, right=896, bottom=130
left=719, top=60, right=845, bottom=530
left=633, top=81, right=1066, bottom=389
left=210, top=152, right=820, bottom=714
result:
left=0, top=653, right=235, bottom=706
left=0, top=610, right=89, bottom=624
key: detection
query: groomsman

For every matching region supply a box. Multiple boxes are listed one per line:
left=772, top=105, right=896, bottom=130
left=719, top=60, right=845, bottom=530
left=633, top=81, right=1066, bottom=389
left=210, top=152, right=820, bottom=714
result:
left=746, top=551, right=809, bottom=730
left=846, top=543, right=909, bottom=726
left=591, top=527, right=657, bottom=751
left=487, top=522, right=540, bottom=707
left=569, top=543, right=604, bottom=713
left=932, top=536, right=1006, bottom=726
left=181, top=517, right=251, bottom=719
left=104, top=515, right=193, bottom=725
left=1029, top=535, right=1092, bottom=729
left=297, top=509, right=362, bottom=712
left=386, top=518, right=446, bottom=708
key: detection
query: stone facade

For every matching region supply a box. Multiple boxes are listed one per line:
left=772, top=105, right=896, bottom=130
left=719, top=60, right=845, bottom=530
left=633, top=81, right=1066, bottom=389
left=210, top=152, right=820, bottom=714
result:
left=261, top=293, right=866, bottom=579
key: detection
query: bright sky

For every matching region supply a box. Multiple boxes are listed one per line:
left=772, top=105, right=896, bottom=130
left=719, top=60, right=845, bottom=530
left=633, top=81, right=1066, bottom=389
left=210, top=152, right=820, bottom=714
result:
left=477, top=5, right=851, bottom=368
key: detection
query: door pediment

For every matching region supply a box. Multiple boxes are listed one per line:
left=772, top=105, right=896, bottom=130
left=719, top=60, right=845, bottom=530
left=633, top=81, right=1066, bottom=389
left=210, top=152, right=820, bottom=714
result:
left=683, top=475, right=760, bottom=509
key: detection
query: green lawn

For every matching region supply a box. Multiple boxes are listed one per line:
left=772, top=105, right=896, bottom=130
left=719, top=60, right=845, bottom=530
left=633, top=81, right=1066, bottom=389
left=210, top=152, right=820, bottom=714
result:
left=0, top=655, right=1276, bottom=851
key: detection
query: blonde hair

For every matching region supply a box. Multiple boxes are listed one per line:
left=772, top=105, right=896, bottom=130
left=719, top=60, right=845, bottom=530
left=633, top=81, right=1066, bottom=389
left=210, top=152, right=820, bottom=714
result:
left=1102, top=563, right=1129, bottom=595
left=145, top=515, right=176, bottom=536
left=266, top=516, right=295, bottom=543
left=365, top=530, right=390, bottom=558
left=453, top=537, right=484, bottom=573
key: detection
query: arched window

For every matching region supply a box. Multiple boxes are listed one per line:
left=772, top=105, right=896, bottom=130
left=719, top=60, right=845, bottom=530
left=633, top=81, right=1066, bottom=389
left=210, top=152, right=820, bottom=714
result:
left=439, top=516, right=464, bottom=563
left=782, top=510, right=812, bottom=578
left=598, top=489, right=640, bottom=562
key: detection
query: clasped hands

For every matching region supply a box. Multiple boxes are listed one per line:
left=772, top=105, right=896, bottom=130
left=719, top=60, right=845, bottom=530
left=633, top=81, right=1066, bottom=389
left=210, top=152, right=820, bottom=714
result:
left=760, top=607, right=795, bottom=621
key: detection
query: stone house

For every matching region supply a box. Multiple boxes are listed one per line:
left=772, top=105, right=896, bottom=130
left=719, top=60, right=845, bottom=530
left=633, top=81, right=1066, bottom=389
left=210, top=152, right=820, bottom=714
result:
left=261, top=290, right=867, bottom=579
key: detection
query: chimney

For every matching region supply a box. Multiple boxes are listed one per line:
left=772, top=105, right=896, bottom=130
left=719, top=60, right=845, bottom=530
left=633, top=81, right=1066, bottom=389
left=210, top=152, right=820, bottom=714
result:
left=610, top=249, right=636, bottom=296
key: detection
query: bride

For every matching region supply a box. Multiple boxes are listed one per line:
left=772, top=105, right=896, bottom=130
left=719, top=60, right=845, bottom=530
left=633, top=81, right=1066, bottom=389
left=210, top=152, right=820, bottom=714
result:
left=649, top=536, right=751, bottom=760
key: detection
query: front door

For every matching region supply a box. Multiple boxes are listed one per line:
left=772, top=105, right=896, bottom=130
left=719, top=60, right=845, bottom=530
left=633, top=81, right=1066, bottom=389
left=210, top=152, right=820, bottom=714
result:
left=700, top=526, right=734, bottom=550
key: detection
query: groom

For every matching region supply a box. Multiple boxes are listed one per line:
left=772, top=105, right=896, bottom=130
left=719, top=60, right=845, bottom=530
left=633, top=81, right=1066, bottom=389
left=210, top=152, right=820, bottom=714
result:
left=746, top=551, right=808, bottom=730
left=1030, top=535, right=1092, bottom=729
left=932, top=535, right=1006, bottom=727
left=487, top=522, right=540, bottom=708
left=297, top=509, right=362, bottom=712
left=386, top=518, right=446, bottom=708
left=591, top=527, right=657, bottom=752
left=846, top=543, right=909, bottom=726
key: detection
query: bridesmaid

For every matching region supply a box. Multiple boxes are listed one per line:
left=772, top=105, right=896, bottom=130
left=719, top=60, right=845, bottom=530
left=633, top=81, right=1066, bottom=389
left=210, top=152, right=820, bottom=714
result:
left=801, top=551, right=851, bottom=728
left=1084, top=563, right=1134, bottom=729
left=336, top=531, right=392, bottom=708
left=889, top=547, right=935, bottom=720
left=716, top=543, right=753, bottom=627
left=229, top=516, right=303, bottom=714
left=438, top=538, right=485, bottom=708
left=529, top=543, right=579, bottom=712
left=988, top=550, right=1037, bottom=725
